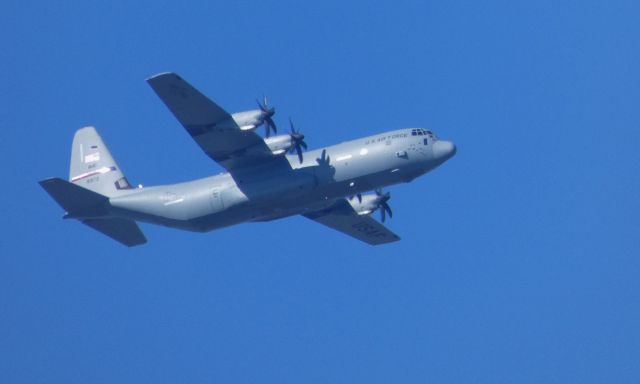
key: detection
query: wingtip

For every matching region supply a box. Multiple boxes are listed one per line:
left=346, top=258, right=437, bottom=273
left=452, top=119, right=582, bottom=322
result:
left=38, top=177, right=63, bottom=187
left=126, top=238, right=148, bottom=247
left=75, top=126, right=98, bottom=136
left=146, top=71, right=181, bottom=83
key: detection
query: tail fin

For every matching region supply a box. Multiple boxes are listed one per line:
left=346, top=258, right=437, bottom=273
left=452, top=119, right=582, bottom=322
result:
left=69, top=126, right=133, bottom=196
left=39, top=177, right=147, bottom=247
left=41, top=127, right=146, bottom=247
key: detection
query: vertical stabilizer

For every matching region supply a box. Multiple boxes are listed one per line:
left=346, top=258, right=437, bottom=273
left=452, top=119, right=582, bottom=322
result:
left=69, top=126, right=132, bottom=196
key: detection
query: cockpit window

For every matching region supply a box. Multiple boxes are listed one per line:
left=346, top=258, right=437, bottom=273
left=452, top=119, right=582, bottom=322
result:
left=412, top=128, right=437, bottom=140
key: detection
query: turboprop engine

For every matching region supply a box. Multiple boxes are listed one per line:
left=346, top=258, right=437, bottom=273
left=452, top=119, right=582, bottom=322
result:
left=263, top=119, right=307, bottom=163
left=348, top=189, right=394, bottom=222
left=231, top=96, right=277, bottom=137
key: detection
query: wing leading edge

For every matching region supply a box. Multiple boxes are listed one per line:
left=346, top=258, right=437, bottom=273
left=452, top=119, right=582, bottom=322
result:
left=304, top=200, right=401, bottom=245
left=147, top=72, right=288, bottom=173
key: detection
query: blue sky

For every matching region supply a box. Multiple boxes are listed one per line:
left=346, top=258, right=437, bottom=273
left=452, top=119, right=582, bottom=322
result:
left=2, top=1, right=639, bottom=382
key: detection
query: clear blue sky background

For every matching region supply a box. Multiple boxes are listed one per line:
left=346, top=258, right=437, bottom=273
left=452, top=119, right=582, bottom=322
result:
left=2, top=1, right=639, bottom=383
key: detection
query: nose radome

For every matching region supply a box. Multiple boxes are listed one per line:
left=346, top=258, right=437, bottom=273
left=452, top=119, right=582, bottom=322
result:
left=433, top=140, right=456, bottom=160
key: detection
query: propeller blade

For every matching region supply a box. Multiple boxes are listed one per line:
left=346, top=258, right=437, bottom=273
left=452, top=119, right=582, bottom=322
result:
left=373, top=189, right=392, bottom=222
left=289, top=118, right=296, bottom=133
left=295, top=145, right=303, bottom=163
left=259, top=95, right=269, bottom=109
left=265, top=124, right=271, bottom=138
left=383, top=202, right=393, bottom=218
left=357, top=193, right=362, bottom=203
left=288, top=118, right=305, bottom=163
left=265, top=116, right=276, bottom=136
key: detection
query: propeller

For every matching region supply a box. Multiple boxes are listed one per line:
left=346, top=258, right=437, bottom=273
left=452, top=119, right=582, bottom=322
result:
left=288, top=118, right=308, bottom=163
left=375, top=189, right=393, bottom=222
left=349, top=193, right=363, bottom=203
left=256, top=95, right=277, bottom=137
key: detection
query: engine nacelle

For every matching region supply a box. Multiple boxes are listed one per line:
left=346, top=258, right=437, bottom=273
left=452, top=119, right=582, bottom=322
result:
left=347, top=194, right=380, bottom=216
left=263, top=134, right=294, bottom=155
left=231, top=110, right=264, bottom=131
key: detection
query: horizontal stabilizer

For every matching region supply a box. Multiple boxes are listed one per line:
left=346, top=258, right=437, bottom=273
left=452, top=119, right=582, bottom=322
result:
left=39, top=177, right=107, bottom=215
left=40, top=178, right=147, bottom=246
left=82, top=218, right=147, bottom=247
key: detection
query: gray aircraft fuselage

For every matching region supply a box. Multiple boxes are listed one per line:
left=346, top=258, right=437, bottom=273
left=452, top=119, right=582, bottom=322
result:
left=108, top=128, right=456, bottom=232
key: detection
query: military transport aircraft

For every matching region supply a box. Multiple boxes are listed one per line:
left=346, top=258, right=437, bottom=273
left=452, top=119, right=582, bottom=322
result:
left=40, top=73, right=456, bottom=247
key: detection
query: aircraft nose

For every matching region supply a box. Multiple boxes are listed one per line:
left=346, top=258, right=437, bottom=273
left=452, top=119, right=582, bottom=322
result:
left=433, top=140, right=457, bottom=160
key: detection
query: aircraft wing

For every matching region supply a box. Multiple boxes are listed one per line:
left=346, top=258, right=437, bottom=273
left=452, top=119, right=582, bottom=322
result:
left=304, top=199, right=401, bottom=245
left=147, top=72, right=289, bottom=173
